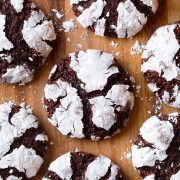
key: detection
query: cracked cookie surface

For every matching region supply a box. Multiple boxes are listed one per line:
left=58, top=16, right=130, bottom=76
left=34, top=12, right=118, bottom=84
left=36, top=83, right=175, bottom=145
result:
left=0, top=102, right=48, bottom=179
left=0, top=0, right=56, bottom=84
left=131, top=113, right=180, bottom=180
left=141, top=22, right=180, bottom=109
left=44, top=49, right=134, bottom=140
left=70, top=0, right=159, bottom=38
left=43, top=151, right=124, bottom=180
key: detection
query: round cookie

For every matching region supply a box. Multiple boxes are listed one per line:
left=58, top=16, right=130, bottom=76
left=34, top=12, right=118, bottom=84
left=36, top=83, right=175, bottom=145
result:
left=131, top=113, right=180, bottom=179
left=70, top=0, right=159, bottom=38
left=44, top=49, right=134, bottom=140
left=0, top=0, right=56, bottom=84
left=141, top=22, right=180, bottom=108
left=43, top=151, right=124, bottom=180
left=0, top=102, right=48, bottom=179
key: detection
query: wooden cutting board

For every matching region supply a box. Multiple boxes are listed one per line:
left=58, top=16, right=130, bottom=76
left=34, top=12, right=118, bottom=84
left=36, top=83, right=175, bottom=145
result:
left=0, top=0, right=179, bottom=179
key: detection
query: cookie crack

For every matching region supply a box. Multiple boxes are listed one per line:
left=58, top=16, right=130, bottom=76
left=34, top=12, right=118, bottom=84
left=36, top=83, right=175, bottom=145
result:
left=44, top=170, right=62, bottom=180
left=130, top=0, right=154, bottom=18
left=0, top=167, right=27, bottom=180
left=70, top=152, right=96, bottom=179
left=8, top=105, right=21, bottom=125
left=4, top=127, right=47, bottom=158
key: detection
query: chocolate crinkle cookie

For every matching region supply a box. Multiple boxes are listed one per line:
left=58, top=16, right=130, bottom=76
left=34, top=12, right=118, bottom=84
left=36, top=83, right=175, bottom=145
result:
left=44, top=49, right=134, bottom=140
left=43, top=151, right=124, bottom=180
left=0, top=102, right=48, bottom=179
left=131, top=113, right=180, bottom=180
left=0, top=0, right=56, bottom=85
left=142, top=22, right=180, bottom=109
left=70, top=0, right=159, bottom=38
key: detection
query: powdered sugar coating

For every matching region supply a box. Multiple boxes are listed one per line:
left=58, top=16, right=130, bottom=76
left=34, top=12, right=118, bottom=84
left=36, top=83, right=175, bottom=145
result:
left=106, top=84, right=134, bottom=110
left=0, top=102, right=48, bottom=179
left=142, top=24, right=179, bottom=81
left=140, top=116, right=174, bottom=150
left=90, top=85, right=134, bottom=131
left=0, top=145, right=43, bottom=178
left=132, top=145, right=168, bottom=167
left=132, top=113, right=180, bottom=179
left=69, top=50, right=118, bottom=92
left=142, top=23, right=180, bottom=108
left=43, top=152, right=123, bottom=179
left=85, top=156, right=118, bottom=179
left=0, top=14, right=14, bottom=51
left=46, top=80, right=84, bottom=138
left=1, top=65, right=34, bottom=84
left=71, top=0, right=159, bottom=38
left=47, top=152, right=72, bottom=179
left=10, top=0, right=24, bottom=13
left=76, top=0, right=106, bottom=29
left=44, top=50, right=134, bottom=140
left=22, top=10, right=56, bottom=58
left=116, top=0, right=147, bottom=38
left=89, top=96, right=116, bottom=131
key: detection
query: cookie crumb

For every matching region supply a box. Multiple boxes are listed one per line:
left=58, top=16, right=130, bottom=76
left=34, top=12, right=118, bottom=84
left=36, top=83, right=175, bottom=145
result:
left=130, top=41, right=145, bottom=55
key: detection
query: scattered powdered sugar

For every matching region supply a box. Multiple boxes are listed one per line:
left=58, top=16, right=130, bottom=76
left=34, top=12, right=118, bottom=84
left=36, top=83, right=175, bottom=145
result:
left=120, top=145, right=133, bottom=161
left=130, top=40, right=145, bottom=55
left=51, top=9, right=64, bottom=20
left=76, top=43, right=83, bottom=49
left=62, top=19, right=76, bottom=32
left=135, top=85, right=141, bottom=95
left=110, top=41, right=119, bottom=48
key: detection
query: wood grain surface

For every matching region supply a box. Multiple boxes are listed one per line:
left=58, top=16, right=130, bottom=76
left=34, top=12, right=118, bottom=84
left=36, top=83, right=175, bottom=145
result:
left=0, top=0, right=180, bottom=179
